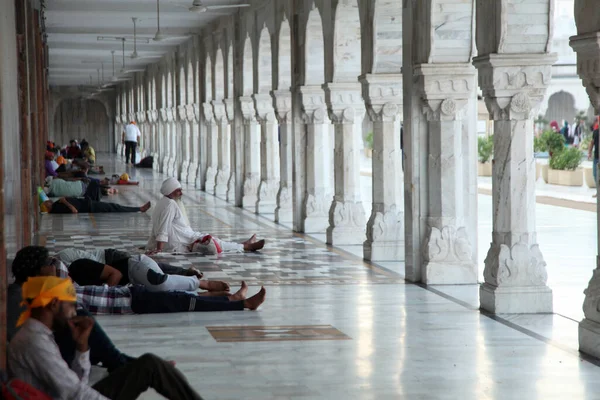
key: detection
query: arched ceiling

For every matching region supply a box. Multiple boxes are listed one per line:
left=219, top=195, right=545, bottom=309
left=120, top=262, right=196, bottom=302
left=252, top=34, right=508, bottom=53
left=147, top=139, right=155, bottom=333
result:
left=45, top=0, right=247, bottom=87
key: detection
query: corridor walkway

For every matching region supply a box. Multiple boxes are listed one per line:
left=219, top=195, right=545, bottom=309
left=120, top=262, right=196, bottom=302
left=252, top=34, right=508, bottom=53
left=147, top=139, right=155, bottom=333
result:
left=37, top=154, right=600, bottom=399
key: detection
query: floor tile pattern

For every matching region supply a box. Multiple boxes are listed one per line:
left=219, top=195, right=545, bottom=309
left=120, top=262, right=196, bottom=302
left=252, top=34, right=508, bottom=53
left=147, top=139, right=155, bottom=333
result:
left=207, top=325, right=351, bottom=342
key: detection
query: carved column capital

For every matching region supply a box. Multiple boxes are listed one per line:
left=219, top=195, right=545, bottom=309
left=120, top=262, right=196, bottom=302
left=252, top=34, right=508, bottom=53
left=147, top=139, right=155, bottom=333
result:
left=253, top=93, right=276, bottom=123
left=272, top=90, right=292, bottom=124
left=115, top=115, right=122, bottom=124
left=414, top=63, right=475, bottom=121
left=473, top=53, right=557, bottom=120
left=202, top=103, right=215, bottom=124
left=224, top=98, right=235, bottom=123
left=239, top=96, right=257, bottom=124
left=177, top=105, right=187, bottom=122
left=159, top=108, right=168, bottom=123
left=324, top=82, right=365, bottom=124
left=211, top=100, right=227, bottom=124
left=136, top=111, right=146, bottom=123
left=128, top=113, right=136, bottom=122
left=185, top=104, right=195, bottom=122
left=570, top=32, right=600, bottom=112
left=192, top=103, right=201, bottom=122
left=299, top=85, right=330, bottom=124
left=360, top=73, right=403, bottom=122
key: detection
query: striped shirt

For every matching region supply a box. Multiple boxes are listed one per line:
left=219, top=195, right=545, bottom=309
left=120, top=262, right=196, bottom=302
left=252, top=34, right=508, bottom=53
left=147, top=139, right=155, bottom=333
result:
left=8, top=319, right=108, bottom=399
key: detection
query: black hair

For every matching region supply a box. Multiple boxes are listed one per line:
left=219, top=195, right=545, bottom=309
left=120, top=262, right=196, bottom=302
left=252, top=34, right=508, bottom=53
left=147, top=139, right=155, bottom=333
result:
left=12, top=246, right=50, bottom=284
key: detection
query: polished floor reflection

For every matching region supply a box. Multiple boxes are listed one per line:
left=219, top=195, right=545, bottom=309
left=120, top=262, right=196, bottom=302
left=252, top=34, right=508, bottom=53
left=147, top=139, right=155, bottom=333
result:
left=38, top=154, right=600, bottom=399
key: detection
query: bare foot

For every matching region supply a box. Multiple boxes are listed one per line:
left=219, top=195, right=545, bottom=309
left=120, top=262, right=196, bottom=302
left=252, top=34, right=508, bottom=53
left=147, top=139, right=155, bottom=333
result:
left=243, top=234, right=257, bottom=245
left=243, top=239, right=265, bottom=252
left=140, top=201, right=151, bottom=212
left=202, top=280, right=230, bottom=292
left=243, top=287, right=266, bottom=310
left=228, top=281, right=248, bottom=301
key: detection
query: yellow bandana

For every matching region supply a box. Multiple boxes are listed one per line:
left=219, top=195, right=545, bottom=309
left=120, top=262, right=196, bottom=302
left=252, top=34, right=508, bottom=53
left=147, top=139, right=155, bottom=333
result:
left=17, top=277, right=77, bottom=327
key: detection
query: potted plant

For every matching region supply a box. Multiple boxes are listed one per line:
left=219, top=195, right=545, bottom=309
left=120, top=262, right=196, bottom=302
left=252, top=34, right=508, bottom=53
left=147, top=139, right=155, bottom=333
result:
left=477, top=135, right=493, bottom=176
left=548, top=146, right=584, bottom=186
left=364, top=131, right=373, bottom=158
left=536, top=130, right=565, bottom=183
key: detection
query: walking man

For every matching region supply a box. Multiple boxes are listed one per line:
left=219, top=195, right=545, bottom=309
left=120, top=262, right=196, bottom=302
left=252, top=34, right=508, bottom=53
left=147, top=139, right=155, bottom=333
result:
left=123, top=121, right=141, bottom=165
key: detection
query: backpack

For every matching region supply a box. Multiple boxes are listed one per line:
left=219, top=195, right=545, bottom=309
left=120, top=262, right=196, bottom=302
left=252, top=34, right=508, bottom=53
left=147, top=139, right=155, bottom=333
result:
left=0, top=370, right=52, bottom=400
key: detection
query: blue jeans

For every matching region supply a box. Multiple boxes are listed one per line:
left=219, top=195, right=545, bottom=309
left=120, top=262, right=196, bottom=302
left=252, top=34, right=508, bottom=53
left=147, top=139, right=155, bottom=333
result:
left=594, top=158, right=598, bottom=184
left=129, top=285, right=243, bottom=313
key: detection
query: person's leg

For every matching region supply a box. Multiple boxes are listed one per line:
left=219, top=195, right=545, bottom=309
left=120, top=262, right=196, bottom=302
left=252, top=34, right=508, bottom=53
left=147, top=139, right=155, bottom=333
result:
left=594, top=158, right=598, bottom=184
left=125, top=141, right=132, bottom=164
left=55, top=309, right=134, bottom=371
left=128, top=254, right=199, bottom=292
left=83, top=179, right=102, bottom=201
left=89, top=201, right=142, bottom=213
left=92, top=353, right=203, bottom=400
left=130, top=287, right=244, bottom=313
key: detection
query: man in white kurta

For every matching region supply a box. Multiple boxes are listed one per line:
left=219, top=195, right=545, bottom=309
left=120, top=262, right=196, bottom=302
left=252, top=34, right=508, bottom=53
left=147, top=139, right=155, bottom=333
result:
left=147, top=178, right=265, bottom=254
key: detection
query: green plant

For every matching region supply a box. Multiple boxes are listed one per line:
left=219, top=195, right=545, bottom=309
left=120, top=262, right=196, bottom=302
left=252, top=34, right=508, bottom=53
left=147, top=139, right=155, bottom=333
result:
left=537, top=130, right=565, bottom=156
left=533, top=136, right=545, bottom=153
left=549, top=146, right=583, bottom=171
left=581, top=135, right=592, bottom=151
left=477, top=135, right=493, bottom=163
left=364, top=132, right=373, bottom=149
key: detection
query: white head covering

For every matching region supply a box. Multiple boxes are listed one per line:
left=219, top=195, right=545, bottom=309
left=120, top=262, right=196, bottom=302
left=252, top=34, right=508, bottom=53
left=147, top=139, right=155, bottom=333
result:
left=160, top=177, right=182, bottom=196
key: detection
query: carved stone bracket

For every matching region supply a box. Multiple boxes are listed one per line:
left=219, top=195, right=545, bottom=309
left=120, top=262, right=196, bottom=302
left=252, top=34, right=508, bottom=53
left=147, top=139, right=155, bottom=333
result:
left=177, top=105, right=187, bottom=122
left=166, top=108, right=175, bottom=123
left=272, top=90, right=292, bottom=124
left=473, top=53, right=557, bottom=120
left=224, top=98, right=235, bottom=123
left=185, top=104, right=195, bottom=122
left=299, top=85, right=330, bottom=124
left=192, top=103, right=201, bottom=122
left=239, top=96, right=257, bottom=124
left=324, top=82, right=366, bottom=124
left=570, top=32, right=600, bottom=113
left=136, top=111, right=146, bottom=124
left=483, top=239, right=548, bottom=288
left=115, top=115, right=122, bottom=124
left=360, top=73, right=403, bottom=122
left=253, top=93, right=276, bottom=123
left=202, top=103, right=215, bottom=124
left=212, top=100, right=227, bottom=124
left=159, top=108, right=168, bottom=123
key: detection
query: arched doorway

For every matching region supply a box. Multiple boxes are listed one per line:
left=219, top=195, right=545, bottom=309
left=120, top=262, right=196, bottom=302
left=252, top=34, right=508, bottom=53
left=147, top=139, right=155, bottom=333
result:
left=53, top=98, right=111, bottom=152
left=545, top=91, right=577, bottom=124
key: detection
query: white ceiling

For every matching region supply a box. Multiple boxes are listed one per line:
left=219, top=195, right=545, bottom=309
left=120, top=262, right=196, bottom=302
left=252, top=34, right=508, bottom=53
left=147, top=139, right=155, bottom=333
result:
left=45, top=0, right=247, bottom=86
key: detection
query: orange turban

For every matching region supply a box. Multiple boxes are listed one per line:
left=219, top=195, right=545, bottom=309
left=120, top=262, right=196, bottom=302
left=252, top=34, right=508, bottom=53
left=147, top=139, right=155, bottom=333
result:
left=17, top=276, right=77, bottom=327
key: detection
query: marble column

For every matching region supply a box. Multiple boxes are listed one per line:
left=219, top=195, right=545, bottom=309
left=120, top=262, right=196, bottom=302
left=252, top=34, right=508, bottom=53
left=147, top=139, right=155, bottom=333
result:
left=115, top=115, right=122, bottom=155
left=178, top=105, right=191, bottom=183
left=240, top=96, right=261, bottom=209
left=273, top=90, right=293, bottom=223
left=299, top=85, right=332, bottom=232
left=361, top=74, right=405, bottom=261
left=473, top=54, right=555, bottom=312
left=202, top=102, right=217, bottom=194
left=417, top=64, right=477, bottom=284
left=168, top=108, right=178, bottom=177
left=213, top=100, right=231, bottom=199
left=193, top=104, right=206, bottom=190
left=253, top=93, right=281, bottom=214
left=570, top=28, right=600, bottom=353
left=224, top=98, right=236, bottom=202
left=146, top=111, right=157, bottom=168
left=186, top=104, right=199, bottom=186
left=158, top=109, right=169, bottom=173
left=324, top=82, right=366, bottom=245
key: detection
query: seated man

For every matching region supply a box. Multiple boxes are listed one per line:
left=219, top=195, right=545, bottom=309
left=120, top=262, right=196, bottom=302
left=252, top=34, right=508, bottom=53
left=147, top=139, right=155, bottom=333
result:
left=146, top=178, right=265, bottom=254
left=19, top=246, right=266, bottom=315
left=42, top=197, right=151, bottom=214
left=8, top=247, right=133, bottom=372
left=8, top=275, right=204, bottom=399
left=57, top=247, right=230, bottom=293
left=66, top=139, right=82, bottom=159
left=45, top=151, right=58, bottom=178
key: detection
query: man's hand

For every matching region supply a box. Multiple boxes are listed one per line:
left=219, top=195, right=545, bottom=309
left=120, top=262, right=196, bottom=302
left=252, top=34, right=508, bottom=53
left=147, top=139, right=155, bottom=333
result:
left=186, top=267, right=203, bottom=279
left=68, top=316, right=94, bottom=353
left=146, top=249, right=160, bottom=256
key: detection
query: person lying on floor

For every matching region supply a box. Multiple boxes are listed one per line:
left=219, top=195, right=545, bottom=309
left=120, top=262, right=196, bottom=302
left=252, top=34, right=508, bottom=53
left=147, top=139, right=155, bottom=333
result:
left=146, top=177, right=265, bottom=255
left=110, top=173, right=139, bottom=185
left=41, top=197, right=151, bottom=214
left=19, top=246, right=266, bottom=315
left=8, top=247, right=134, bottom=373
left=56, top=247, right=230, bottom=293
left=46, top=178, right=112, bottom=202
left=8, top=276, right=204, bottom=400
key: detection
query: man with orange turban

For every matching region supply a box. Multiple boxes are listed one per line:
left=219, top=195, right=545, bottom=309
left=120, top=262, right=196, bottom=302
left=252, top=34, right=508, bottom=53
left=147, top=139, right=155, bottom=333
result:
left=8, top=275, right=204, bottom=399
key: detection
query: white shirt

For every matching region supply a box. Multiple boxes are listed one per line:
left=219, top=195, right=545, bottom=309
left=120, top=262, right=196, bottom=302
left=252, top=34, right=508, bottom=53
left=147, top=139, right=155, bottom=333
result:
left=147, top=196, right=205, bottom=253
left=8, top=319, right=109, bottom=400
left=124, top=123, right=141, bottom=142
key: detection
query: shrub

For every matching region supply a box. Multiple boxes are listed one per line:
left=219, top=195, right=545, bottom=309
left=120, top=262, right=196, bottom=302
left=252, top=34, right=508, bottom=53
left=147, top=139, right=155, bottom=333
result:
left=537, top=130, right=565, bottom=156
left=549, top=146, right=583, bottom=171
left=477, top=135, right=493, bottom=163
left=364, top=132, right=373, bottom=149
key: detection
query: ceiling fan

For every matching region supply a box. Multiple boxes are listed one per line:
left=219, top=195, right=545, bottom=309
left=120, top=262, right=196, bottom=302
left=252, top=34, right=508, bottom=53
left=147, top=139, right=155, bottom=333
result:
left=131, top=17, right=162, bottom=59
left=154, top=0, right=194, bottom=41
left=187, top=0, right=249, bottom=13
left=119, top=38, right=146, bottom=75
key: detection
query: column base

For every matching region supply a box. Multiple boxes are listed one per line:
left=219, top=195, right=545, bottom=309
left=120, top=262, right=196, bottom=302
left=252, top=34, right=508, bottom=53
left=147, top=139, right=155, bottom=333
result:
left=579, top=318, right=600, bottom=358
left=151, top=153, right=160, bottom=171
left=215, top=169, right=230, bottom=199
left=243, top=176, right=260, bottom=209
left=363, top=240, right=405, bottom=262
left=275, top=186, right=293, bottom=223
left=256, top=180, right=279, bottom=214
left=423, top=260, right=478, bottom=285
left=275, top=207, right=293, bottom=223
left=479, top=282, right=553, bottom=313
left=226, top=177, right=235, bottom=203
left=181, top=161, right=191, bottom=183
left=326, top=201, right=366, bottom=245
left=205, top=167, right=217, bottom=194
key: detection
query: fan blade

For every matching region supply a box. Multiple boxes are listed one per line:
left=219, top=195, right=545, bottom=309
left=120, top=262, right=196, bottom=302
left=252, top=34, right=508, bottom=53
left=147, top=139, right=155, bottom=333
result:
left=206, top=4, right=250, bottom=9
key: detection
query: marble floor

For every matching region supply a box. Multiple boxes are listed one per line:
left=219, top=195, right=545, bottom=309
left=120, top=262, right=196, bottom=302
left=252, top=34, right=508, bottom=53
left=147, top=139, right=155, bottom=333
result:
left=36, top=154, right=600, bottom=399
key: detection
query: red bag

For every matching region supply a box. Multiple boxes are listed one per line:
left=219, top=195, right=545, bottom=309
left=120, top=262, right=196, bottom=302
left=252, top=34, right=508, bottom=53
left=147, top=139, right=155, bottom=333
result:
left=2, top=379, right=52, bottom=400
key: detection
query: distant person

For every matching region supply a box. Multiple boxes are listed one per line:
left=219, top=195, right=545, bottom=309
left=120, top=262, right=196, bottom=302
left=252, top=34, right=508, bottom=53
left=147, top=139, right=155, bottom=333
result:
left=45, top=151, right=58, bottom=178
left=560, top=120, right=570, bottom=144
left=41, top=197, right=151, bottom=214
left=66, top=140, right=82, bottom=159
left=123, top=121, right=141, bottom=165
